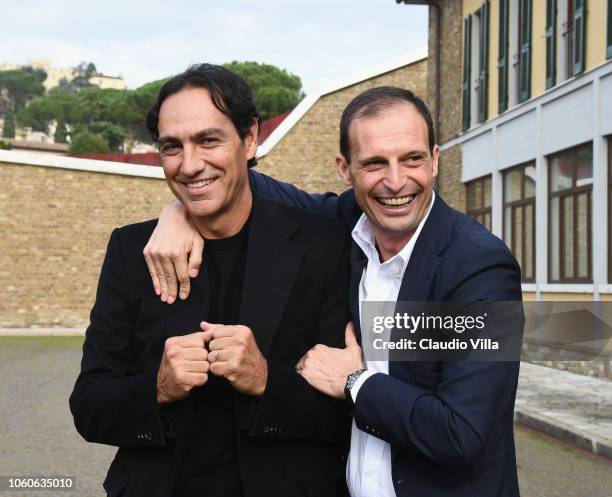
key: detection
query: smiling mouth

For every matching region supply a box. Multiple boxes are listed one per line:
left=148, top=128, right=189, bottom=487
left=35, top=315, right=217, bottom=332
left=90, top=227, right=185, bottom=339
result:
left=185, top=177, right=218, bottom=190
left=376, top=194, right=416, bottom=208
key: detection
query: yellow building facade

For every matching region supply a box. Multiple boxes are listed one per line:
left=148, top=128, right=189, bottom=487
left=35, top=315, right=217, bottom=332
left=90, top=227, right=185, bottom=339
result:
left=400, top=0, right=612, bottom=302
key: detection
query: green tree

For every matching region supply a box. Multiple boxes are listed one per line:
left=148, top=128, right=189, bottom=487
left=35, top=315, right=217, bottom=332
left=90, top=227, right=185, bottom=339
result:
left=2, top=110, right=15, bottom=138
left=54, top=119, right=68, bottom=143
left=223, top=61, right=302, bottom=119
left=74, top=121, right=126, bottom=151
left=0, top=67, right=46, bottom=114
left=69, top=131, right=110, bottom=154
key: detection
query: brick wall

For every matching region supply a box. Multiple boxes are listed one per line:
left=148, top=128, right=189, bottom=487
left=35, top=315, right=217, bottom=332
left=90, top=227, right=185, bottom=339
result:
left=0, top=162, right=174, bottom=327
left=257, top=59, right=428, bottom=194
left=437, top=145, right=465, bottom=211
left=427, top=1, right=466, bottom=213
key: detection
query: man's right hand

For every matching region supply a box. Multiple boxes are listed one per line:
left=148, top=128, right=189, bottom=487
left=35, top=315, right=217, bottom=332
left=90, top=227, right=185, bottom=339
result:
left=143, top=200, right=204, bottom=304
left=156, top=332, right=210, bottom=406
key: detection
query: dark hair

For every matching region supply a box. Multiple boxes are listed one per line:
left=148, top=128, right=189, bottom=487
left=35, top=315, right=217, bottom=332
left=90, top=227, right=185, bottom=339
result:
left=339, top=86, right=435, bottom=163
left=146, top=63, right=261, bottom=168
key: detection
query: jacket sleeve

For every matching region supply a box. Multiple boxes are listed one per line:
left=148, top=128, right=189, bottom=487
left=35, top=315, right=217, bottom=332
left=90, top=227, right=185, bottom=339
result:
left=352, top=243, right=522, bottom=466
left=246, top=234, right=352, bottom=447
left=248, top=169, right=340, bottom=217
left=69, top=229, right=167, bottom=447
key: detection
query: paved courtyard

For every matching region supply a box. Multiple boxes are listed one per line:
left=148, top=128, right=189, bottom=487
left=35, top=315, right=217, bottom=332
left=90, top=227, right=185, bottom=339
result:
left=0, top=337, right=610, bottom=497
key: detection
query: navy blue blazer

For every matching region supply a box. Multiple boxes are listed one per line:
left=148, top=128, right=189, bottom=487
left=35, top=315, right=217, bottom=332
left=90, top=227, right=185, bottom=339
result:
left=249, top=170, right=522, bottom=497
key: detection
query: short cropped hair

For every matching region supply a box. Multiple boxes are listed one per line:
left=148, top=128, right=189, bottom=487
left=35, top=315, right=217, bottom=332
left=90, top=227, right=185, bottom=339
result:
left=146, top=63, right=261, bottom=168
left=339, top=86, right=435, bottom=164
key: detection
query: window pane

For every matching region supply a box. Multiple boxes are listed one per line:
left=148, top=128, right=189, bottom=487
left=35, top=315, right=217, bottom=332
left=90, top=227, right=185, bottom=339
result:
left=515, top=206, right=523, bottom=273
left=504, top=206, right=512, bottom=246
left=576, top=146, right=593, bottom=187
left=550, top=157, right=574, bottom=192
left=563, top=196, right=574, bottom=279
left=524, top=164, right=536, bottom=198
left=550, top=196, right=560, bottom=281
left=504, top=169, right=522, bottom=202
left=525, top=203, right=534, bottom=279
left=577, top=193, right=589, bottom=278
left=484, top=176, right=492, bottom=207
left=467, top=181, right=483, bottom=211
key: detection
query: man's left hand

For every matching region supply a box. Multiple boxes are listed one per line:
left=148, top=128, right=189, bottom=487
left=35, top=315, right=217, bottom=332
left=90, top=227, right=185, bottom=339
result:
left=201, top=322, right=268, bottom=397
left=296, top=322, right=364, bottom=399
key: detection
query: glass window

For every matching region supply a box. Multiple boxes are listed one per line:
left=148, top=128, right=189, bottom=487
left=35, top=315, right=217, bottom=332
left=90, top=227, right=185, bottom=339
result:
left=466, top=175, right=492, bottom=231
left=503, top=163, right=536, bottom=282
left=548, top=143, right=592, bottom=282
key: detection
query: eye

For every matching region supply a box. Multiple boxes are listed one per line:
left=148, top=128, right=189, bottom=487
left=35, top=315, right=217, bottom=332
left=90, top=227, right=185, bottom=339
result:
left=362, top=160, right=385, bottom=171
left=199, top=137, right=219, bottom=146
left=402, top=155, right=425, bottom=166
left=160, top=145, right=181, bottom=156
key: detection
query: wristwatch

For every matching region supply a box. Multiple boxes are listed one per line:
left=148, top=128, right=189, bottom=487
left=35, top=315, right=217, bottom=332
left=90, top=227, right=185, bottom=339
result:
left=344, top=368, right=367, bottom=409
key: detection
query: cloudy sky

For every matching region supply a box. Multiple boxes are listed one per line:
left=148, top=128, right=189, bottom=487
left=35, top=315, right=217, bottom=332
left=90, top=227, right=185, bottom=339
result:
left=0, top=0, right=428, bottom=93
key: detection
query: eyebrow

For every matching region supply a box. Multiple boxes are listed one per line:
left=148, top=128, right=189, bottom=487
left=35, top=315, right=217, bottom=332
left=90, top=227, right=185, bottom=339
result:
left=355, top=150, right=428, bottom=166
left=158, top=127, right=228, bottom=147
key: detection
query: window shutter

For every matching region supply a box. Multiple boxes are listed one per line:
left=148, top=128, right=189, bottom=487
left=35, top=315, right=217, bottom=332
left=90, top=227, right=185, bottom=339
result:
left=498, top=0, right=509, bottom=112
left=545, top=0, right=557, bottom=89
left=518, top=0, right=532, bottom=102
left=479, top=0, right=490, bottom=123
left=462, top=15, right=472, bottom=131
left=573, top=0, right=586, bottom=75
left=606, top=0, right=612, bottom=59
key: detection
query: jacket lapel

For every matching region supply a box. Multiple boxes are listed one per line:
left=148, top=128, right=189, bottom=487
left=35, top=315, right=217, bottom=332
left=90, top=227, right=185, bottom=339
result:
left=349, top=242, right=367, bottom=343
left=395, top=193, right=453, bottom=302
left=239, top=194, right=303, bottom=357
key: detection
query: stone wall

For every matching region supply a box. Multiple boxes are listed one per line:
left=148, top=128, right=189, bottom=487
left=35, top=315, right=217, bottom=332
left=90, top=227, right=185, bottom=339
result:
left=257, top=59, right=428, bottom=194
left=0, top=162, right=173, bottom=327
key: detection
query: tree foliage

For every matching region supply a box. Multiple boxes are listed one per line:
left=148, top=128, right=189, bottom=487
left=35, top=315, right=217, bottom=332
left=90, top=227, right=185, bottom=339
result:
left=69, top=131, right=110, bottom=154
left=0, top=67, right=46, bottom=113
left=2, top=109, right=15, bottom=138
left=12, top=61, right=302, bottom=151
left=223, top=61, right=302, bottom=119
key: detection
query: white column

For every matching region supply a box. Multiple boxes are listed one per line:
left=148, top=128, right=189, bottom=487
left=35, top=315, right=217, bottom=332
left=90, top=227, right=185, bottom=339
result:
left=491, top=126, right=503, bottom=238
left=591, top=77, right=606, bottom=300
left=535, top=105, right=547, bottom=299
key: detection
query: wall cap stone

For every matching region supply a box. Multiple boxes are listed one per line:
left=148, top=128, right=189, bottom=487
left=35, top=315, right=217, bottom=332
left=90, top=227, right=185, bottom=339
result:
left=0, top=149, right=165, bottom=179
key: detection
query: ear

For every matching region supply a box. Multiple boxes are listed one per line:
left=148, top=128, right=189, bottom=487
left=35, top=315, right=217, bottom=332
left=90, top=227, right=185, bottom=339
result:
left=244, top=119, right=259, bottom=160
left=431, top=144, right=440, bottom=178
left=336, top=154, right=352, bottom=187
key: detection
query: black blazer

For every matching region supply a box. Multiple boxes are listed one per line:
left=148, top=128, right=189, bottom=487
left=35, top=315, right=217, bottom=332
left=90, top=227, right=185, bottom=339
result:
left=250, top=171, right=523, bottom=497
left=70, top=194, right=352, bottom=497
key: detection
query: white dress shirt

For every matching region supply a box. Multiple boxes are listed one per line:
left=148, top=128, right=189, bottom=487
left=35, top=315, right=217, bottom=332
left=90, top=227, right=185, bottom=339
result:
left=346, top=192, right=435, bottom=497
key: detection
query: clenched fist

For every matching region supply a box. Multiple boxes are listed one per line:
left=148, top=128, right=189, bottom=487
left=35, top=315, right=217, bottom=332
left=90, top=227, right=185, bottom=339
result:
left=156, top=331, right=210, bottom=406
left=201, top=322, right=268, bottom=397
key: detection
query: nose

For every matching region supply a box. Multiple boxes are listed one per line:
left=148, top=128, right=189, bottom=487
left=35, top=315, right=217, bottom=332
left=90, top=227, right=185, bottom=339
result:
left=181, top=144, right=206, bottom=177
left=382, top=161, right=406, bottom=193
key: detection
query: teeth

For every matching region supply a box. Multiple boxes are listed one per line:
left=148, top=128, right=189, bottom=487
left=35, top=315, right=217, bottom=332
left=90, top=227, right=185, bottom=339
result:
left=378, top=195, right=415, bottom=207
left=187, top=178, right=216, bottom=189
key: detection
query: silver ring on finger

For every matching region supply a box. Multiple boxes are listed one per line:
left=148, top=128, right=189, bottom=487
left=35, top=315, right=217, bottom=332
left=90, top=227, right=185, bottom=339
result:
left=211, top=350, right=219, bottom=362
left=158, top=273, right=167, bottom=280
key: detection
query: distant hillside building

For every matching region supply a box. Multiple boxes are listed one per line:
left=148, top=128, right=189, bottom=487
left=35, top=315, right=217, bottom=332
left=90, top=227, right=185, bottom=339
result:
left=0, top=59, right=126, bottom=92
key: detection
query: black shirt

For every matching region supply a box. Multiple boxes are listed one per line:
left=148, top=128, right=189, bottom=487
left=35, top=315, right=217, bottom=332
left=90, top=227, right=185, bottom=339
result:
left=174, top=222, right=249, bottom=497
